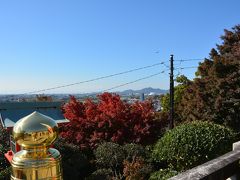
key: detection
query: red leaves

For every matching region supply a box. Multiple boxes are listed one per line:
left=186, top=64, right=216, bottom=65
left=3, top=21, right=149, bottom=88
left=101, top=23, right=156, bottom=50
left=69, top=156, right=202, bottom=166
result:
left=61, top=92, right=165, bottom=149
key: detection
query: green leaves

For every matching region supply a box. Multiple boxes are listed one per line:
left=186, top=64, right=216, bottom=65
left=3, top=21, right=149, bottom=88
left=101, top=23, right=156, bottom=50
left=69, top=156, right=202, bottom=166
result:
left=160, top=75, right=190, bottom=118
left=94, top=142, right=125, bottom=169
left=0, top=127, right=10, bottom=172
left=152, top=121, right=238, bottom=171
left=177, top=25, right=240, bottom=131
left=0, top=167, right=11, bottom=180
left=93, top=142, right=152, bottom=180
left=149, top=168, right=178, bottom=180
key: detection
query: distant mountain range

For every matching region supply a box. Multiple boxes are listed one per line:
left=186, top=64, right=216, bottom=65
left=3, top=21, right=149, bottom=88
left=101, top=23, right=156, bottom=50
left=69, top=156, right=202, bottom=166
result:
left=117, top=87, right=168, bottom=95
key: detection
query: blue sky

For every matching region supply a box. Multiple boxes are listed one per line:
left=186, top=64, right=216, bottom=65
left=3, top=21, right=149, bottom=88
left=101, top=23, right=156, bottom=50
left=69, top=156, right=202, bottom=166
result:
left=0, top=0, right=240, bottom=94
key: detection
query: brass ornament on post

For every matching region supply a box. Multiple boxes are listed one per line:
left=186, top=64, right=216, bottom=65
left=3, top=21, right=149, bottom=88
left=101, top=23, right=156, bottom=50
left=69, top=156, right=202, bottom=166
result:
left=11, top=111, right=63, bottom=180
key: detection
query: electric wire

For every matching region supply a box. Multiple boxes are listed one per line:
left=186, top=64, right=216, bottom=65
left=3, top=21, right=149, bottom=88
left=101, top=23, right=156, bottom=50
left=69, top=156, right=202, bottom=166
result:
left=88, top=70, right=167, bottom=95
left=25, top=61, right=166, bottom=94
left=174, top=66, right=198, bottom=70
left=174, top=59, right=204, bottom=62
left=24, top=59, right=203, bottom=94
left=102, top=70, right=166, bottom=92
left=90, top=66, right=197, bottom=94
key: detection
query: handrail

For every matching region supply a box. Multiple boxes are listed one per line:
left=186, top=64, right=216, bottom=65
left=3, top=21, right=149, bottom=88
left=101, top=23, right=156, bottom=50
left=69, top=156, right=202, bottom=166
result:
left=170, top=149, right=240, bottom=180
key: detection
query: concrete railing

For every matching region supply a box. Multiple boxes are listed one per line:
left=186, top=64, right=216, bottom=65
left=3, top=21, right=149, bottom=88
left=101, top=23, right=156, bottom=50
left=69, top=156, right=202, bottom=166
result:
left=170, top=141, right=240, bottom=180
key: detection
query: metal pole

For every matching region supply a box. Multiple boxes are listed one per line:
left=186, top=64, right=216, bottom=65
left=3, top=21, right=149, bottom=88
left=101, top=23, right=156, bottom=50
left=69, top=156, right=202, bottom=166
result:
left=169, top=54, right=174, bottom=129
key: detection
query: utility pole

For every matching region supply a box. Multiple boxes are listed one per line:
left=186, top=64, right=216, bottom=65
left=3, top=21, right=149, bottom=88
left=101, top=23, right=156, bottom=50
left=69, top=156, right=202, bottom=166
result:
left=169, top=54, right=174, bottom=129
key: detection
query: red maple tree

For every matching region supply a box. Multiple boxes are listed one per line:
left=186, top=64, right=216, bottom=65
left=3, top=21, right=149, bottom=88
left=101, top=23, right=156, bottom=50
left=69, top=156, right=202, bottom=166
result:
left=61, top=92, right=167, bottom=149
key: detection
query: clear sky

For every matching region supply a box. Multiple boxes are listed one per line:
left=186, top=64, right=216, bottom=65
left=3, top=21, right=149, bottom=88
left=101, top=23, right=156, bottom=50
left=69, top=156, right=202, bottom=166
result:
left=0, top=0, right=239, bottom=94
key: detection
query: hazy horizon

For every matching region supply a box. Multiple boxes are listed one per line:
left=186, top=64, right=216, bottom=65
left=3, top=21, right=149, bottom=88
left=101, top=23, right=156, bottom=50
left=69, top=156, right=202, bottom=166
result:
left=0, top=86, right=169, bottom=95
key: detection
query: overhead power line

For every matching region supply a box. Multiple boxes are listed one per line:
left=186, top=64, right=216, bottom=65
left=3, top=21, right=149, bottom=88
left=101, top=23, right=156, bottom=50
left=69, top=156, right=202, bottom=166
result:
left=174, top=66, right=198, bottom=70
left=87, top=70, right=167, bottom=96
left=25, top=62, right=166, bottom=94
left=98, top=66, right=198, bottom=94
left=174, top=59, right=204, bottom=62
left=24, top=59, right=202, bottom=95
left=102, top=70, right=166, bottom=93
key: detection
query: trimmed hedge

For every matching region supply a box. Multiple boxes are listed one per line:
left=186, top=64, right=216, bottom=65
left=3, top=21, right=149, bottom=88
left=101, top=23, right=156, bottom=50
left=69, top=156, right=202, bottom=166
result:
left=152, top=121, right=238, bottom=171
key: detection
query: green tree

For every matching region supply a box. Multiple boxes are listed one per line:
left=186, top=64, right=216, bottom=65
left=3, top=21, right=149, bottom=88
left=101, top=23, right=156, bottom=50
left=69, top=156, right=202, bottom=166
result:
left=161, top=75, right=191, bottom=112
left=177, top=25, right=240, bottom=130
left=92, top=142, right=153, bottom=180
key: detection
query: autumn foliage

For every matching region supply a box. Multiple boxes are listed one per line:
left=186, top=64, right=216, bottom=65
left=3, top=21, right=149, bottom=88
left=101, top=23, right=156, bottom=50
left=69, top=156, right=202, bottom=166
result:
left=177, top=25, right=240, bottom=130
left=123, top=157, right=152, bottom=180
left=61, top=92, right=166, bottom=149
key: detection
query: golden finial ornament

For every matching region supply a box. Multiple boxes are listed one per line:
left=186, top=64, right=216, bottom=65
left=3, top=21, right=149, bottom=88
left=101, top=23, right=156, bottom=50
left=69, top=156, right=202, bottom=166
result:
left=11, top=111, right=63, bottom=180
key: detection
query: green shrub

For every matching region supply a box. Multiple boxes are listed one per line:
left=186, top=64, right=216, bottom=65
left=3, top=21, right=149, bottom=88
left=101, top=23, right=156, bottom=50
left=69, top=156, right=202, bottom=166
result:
left=86, top=168, right=113, bottom=180
left=0, top=145, right=10, bottom=172
left=0, top=167, right=11, bottom=180
left=152, top=121, right=238, bottom=171
left=149, top=168, right=178, bottom=180
left=0, top=127, right=10, bottom=171
left=94, top=142, right=126, bottom=169
left=54, top=138, right=92, bottom=179
left=94, top=142, right=154, bottom=179
left=0, top=127, right=9, bottom=147
left=94, top=142, right=126, bottom=180
left=123, top=143, right=148, bottom=161
left=94, top=142, right=152, bottom=168
left=123, top=157, right=153, bottom=180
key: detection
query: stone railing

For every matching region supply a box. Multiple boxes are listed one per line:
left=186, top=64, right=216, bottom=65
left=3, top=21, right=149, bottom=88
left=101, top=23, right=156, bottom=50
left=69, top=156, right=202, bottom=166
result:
left=170, top=141, right=240, bottom=180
